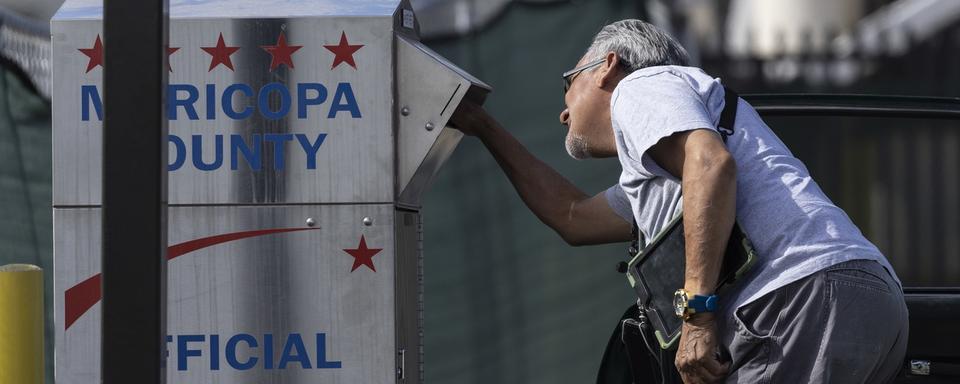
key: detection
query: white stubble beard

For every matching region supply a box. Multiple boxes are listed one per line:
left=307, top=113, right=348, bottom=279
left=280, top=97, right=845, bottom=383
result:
left=565, top=132, right=592, bottom=160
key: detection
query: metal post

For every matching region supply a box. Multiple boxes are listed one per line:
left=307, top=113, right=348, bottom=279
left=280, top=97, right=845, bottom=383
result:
left=101, top=0, right=168, bottom=382
left=0, top=264, right=43, bottom=384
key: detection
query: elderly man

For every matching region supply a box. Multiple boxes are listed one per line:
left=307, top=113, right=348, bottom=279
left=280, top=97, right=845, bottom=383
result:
left=451, top=19, right=908, bottom=384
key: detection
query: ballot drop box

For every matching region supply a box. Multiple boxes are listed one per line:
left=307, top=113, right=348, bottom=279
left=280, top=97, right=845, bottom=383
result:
left=51, top=1, right=490, bottom=382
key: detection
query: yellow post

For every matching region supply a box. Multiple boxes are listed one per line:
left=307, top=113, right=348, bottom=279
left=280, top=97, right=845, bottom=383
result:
left=0, top=264, right=43, bottom=384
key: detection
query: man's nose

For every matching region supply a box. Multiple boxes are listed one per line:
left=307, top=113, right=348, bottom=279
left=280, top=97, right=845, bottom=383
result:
left=559, top=109, right=570, bottom=126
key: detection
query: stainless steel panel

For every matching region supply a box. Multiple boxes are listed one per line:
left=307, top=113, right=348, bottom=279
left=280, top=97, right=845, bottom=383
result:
left=54, top=0, right=402, bottom=20
left=53, top=2, right=488, bottom=383
left=51, top=20, right=102, bottom=206
left=55, top=205, right=398, bottom=383
left=397, top=128, right=462, bottom=207
left=53, top=16, right=395, bottom=206
left=53, top=207, right=103, bottom=382
left=395, top=34, right=490, bottom=205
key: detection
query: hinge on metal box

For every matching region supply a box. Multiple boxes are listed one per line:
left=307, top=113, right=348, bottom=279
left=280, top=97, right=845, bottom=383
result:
left=397, top=348, right=406, bottom=381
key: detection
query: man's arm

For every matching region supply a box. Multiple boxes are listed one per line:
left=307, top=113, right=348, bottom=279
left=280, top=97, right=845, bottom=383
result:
left=648, top=128, right=736, bottom=384
left=451, top=102, right=632, bottom=246
left=650, top=129, right=737, bottom=295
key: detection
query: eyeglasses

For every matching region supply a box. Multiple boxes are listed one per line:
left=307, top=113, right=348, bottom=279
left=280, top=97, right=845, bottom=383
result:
left=562, top=58, right=605, bottom=93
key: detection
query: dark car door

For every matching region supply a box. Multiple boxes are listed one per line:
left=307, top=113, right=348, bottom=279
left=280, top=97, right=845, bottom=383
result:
left=900, top=288, right=960, bottom=382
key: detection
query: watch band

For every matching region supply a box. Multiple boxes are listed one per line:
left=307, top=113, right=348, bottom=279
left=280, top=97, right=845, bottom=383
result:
left=675, top=289, right=719, bottom=321
left=687, top=294, right=718, bottom=313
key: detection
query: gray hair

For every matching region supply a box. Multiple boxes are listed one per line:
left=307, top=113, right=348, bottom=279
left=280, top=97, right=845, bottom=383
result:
left=584, top=20, right=690, bottom=73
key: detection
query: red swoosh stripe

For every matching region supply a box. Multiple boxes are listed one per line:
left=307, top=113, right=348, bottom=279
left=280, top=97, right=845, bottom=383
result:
left=64, top=227, right=317, bottom=330
left=63, top=274, right=102, bottom=330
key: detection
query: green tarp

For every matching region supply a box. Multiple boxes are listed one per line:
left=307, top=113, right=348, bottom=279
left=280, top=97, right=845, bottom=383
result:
left=0, top=64, right=53, bottom=384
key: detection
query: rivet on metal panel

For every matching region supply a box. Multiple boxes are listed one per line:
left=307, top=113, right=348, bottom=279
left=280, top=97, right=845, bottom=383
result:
left=363, top=217, right=373, bottom=226
left=425, top=122, right=434, bottom=131
left=401, top=106, right=410, bottom=116
left=306, top=218, right=316, bottom=227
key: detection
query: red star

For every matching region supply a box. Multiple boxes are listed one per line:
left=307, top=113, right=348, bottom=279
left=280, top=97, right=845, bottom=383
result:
left=342, top=235, right=382, bottom=272
left=323, top=31, right=363, bottom=70
left=201, top=33, right=240, bottom=72
left=261, top=32, right=302, bottom=71
left=78, top=35, right=103, bottom=73
left=166, top=46, right=180, bottom=72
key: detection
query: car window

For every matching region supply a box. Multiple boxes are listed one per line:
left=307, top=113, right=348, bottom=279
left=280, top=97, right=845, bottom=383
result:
left=764, top=115, right=959, bottom=288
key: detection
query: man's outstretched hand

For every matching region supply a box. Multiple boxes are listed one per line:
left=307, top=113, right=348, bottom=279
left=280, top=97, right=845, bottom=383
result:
left=449, top=101, right=495, bottom=137
left=676, top=313, right=730, bottom=384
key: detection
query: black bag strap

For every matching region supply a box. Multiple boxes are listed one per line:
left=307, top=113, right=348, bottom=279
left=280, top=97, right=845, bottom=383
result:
left=718, top=86, right=739, bottom=143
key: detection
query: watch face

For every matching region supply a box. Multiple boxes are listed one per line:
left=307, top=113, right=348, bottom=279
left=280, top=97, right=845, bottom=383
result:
left=673, top=290, right=686, bottom=318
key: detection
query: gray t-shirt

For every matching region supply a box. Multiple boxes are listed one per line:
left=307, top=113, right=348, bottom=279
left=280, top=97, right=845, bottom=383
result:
left=604, top=65, right=900, bottom=314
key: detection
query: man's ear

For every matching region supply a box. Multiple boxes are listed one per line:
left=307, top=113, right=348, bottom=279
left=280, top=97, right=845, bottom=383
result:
left=596, top=51, right=622, bottom=89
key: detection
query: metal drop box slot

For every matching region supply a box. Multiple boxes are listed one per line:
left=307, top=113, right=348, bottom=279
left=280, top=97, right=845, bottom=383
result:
left=51, top=0, right=490, bottom=382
